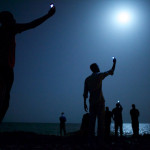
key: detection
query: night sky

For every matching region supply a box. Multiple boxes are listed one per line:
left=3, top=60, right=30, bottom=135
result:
left=1, top=0, right=150, bottom=123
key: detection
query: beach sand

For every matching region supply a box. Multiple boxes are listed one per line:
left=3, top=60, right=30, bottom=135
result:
left=0, top=132, right=150, bottom=149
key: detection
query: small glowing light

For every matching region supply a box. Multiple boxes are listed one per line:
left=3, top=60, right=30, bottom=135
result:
left=50, top=4, right=54, bottom=8
left=117, top=11, right=130, bottom=24
left=118, top=100, right=120, bottom=103
left=112, top=57, right=115, bottom=60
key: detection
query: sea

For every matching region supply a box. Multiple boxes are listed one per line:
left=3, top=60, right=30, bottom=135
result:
left=0, top=123, right=150, bottom=136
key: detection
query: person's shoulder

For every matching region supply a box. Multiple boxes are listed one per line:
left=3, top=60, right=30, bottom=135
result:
left=87, top=72, right=101, bottom=78
left=85, top=74, right=93, bottom=81
left=112, top=108, right=115, bottom=111
left=97, top=72, right=108, bottom=79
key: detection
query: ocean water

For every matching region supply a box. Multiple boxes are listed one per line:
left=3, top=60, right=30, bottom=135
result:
left=0, top=122, right=150, bottom=136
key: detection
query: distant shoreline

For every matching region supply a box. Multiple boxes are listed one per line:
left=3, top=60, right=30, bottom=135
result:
left=1, top=122, right=150, bottom=136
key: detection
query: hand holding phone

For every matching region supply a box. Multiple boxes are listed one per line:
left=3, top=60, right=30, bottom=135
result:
left=50, top=4, right=54, bottom=8
left=112, top=57, right=116, bottom=63
left=48, top=3, right=56, bottom=16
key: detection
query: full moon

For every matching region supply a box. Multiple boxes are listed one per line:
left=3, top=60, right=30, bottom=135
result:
left=117, top=11, right=130, bottom=24
left=111, top=8, right=135, bottom=28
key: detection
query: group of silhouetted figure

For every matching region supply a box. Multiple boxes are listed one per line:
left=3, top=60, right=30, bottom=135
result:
left=60, top=102, right=140, bottom=137
left=105, top=103, right=140, bottom=137
left=79, top=103, right=140, bottom=138
left=0, top=4, right=141, bottom=142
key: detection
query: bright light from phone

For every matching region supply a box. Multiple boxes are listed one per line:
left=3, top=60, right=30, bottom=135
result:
left=50, top=4, right=54, bottom=8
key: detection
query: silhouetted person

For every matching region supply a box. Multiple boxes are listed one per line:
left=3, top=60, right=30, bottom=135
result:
left=130, top=104, right=140, bottom=136
left=80, top=113, right=90, bottom=136
left=59, top=112, right=66, bottom=136
left=112, top=102, right=123, bottom=137
left=83, top=58, right=116, bottom=139
left=105, top=107, right=112, bottom=137
left=0, top=6, right=55, bottom=122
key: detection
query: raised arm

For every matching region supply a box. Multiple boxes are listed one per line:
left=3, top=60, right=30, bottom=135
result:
left=15, top=6, right=56, bottom=33
left=101, top=57, right=117, bottom=79
left=111, top=57, right=116, bottom=73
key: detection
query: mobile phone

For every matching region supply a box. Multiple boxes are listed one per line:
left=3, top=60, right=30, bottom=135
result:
left=50, top=4, right=54, bottom=8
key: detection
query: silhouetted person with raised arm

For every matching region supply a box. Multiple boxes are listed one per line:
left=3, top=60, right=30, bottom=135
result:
left=59, top=112, right=66, bottom=136
left=112, top=102, right=123, bottom=137
left=105, top=106, right=112, bottom=137
left=0, top=5, right=55, bottom=122
left=130, top=104, right=140, bottom=137
left=83, top=58, right=116, bottom=140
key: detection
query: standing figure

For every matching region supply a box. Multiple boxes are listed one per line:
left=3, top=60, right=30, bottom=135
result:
left=105, top=107, right=112, bottom=137
left=83, top=58, right=116, bottom=139
left=59, top=112, right=66, bottom=136
left=0, top=5, right=55, bottom=122
left=112, top=102, right=123, bottom=137
left=130, top=104, right=140, bottom=136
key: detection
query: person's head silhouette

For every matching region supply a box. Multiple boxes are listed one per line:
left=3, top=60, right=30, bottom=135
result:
left=116, top=103, right=120, bottom=108
left=106, top=107, right=109, bottom=111
left=132, top=104, right=135, bottom=109
left=90, top=63, right=100, bottom=73
left=0, top=11, right=16, bottom=26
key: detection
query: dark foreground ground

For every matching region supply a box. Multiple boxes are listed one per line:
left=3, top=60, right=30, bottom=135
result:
left=0, top=132, right=150, bottom=150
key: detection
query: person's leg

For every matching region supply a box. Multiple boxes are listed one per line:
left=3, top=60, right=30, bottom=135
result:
left=137, top=122, right=139, bottom=135
left=89, top=104, right=97, bottom=137
left=0, top=74, right=7, bottom=122
left=108, top=123, right=111, bottom=136
left=0, top=68, right=14, bottom=122
left=115, top=122, right=118, bottom=137
left=60, top=124, right=62, bottom=136
left=97, top=104, right=105, bottom=138
left=63, top=124, right=66, bottom=136
left=135, top=122, right=139, bottom=136
left=132, top=123, right=135, bottom=136
left=120, top=122, right=123, bottom=136
left=105, top=124, right=108, bottom=137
